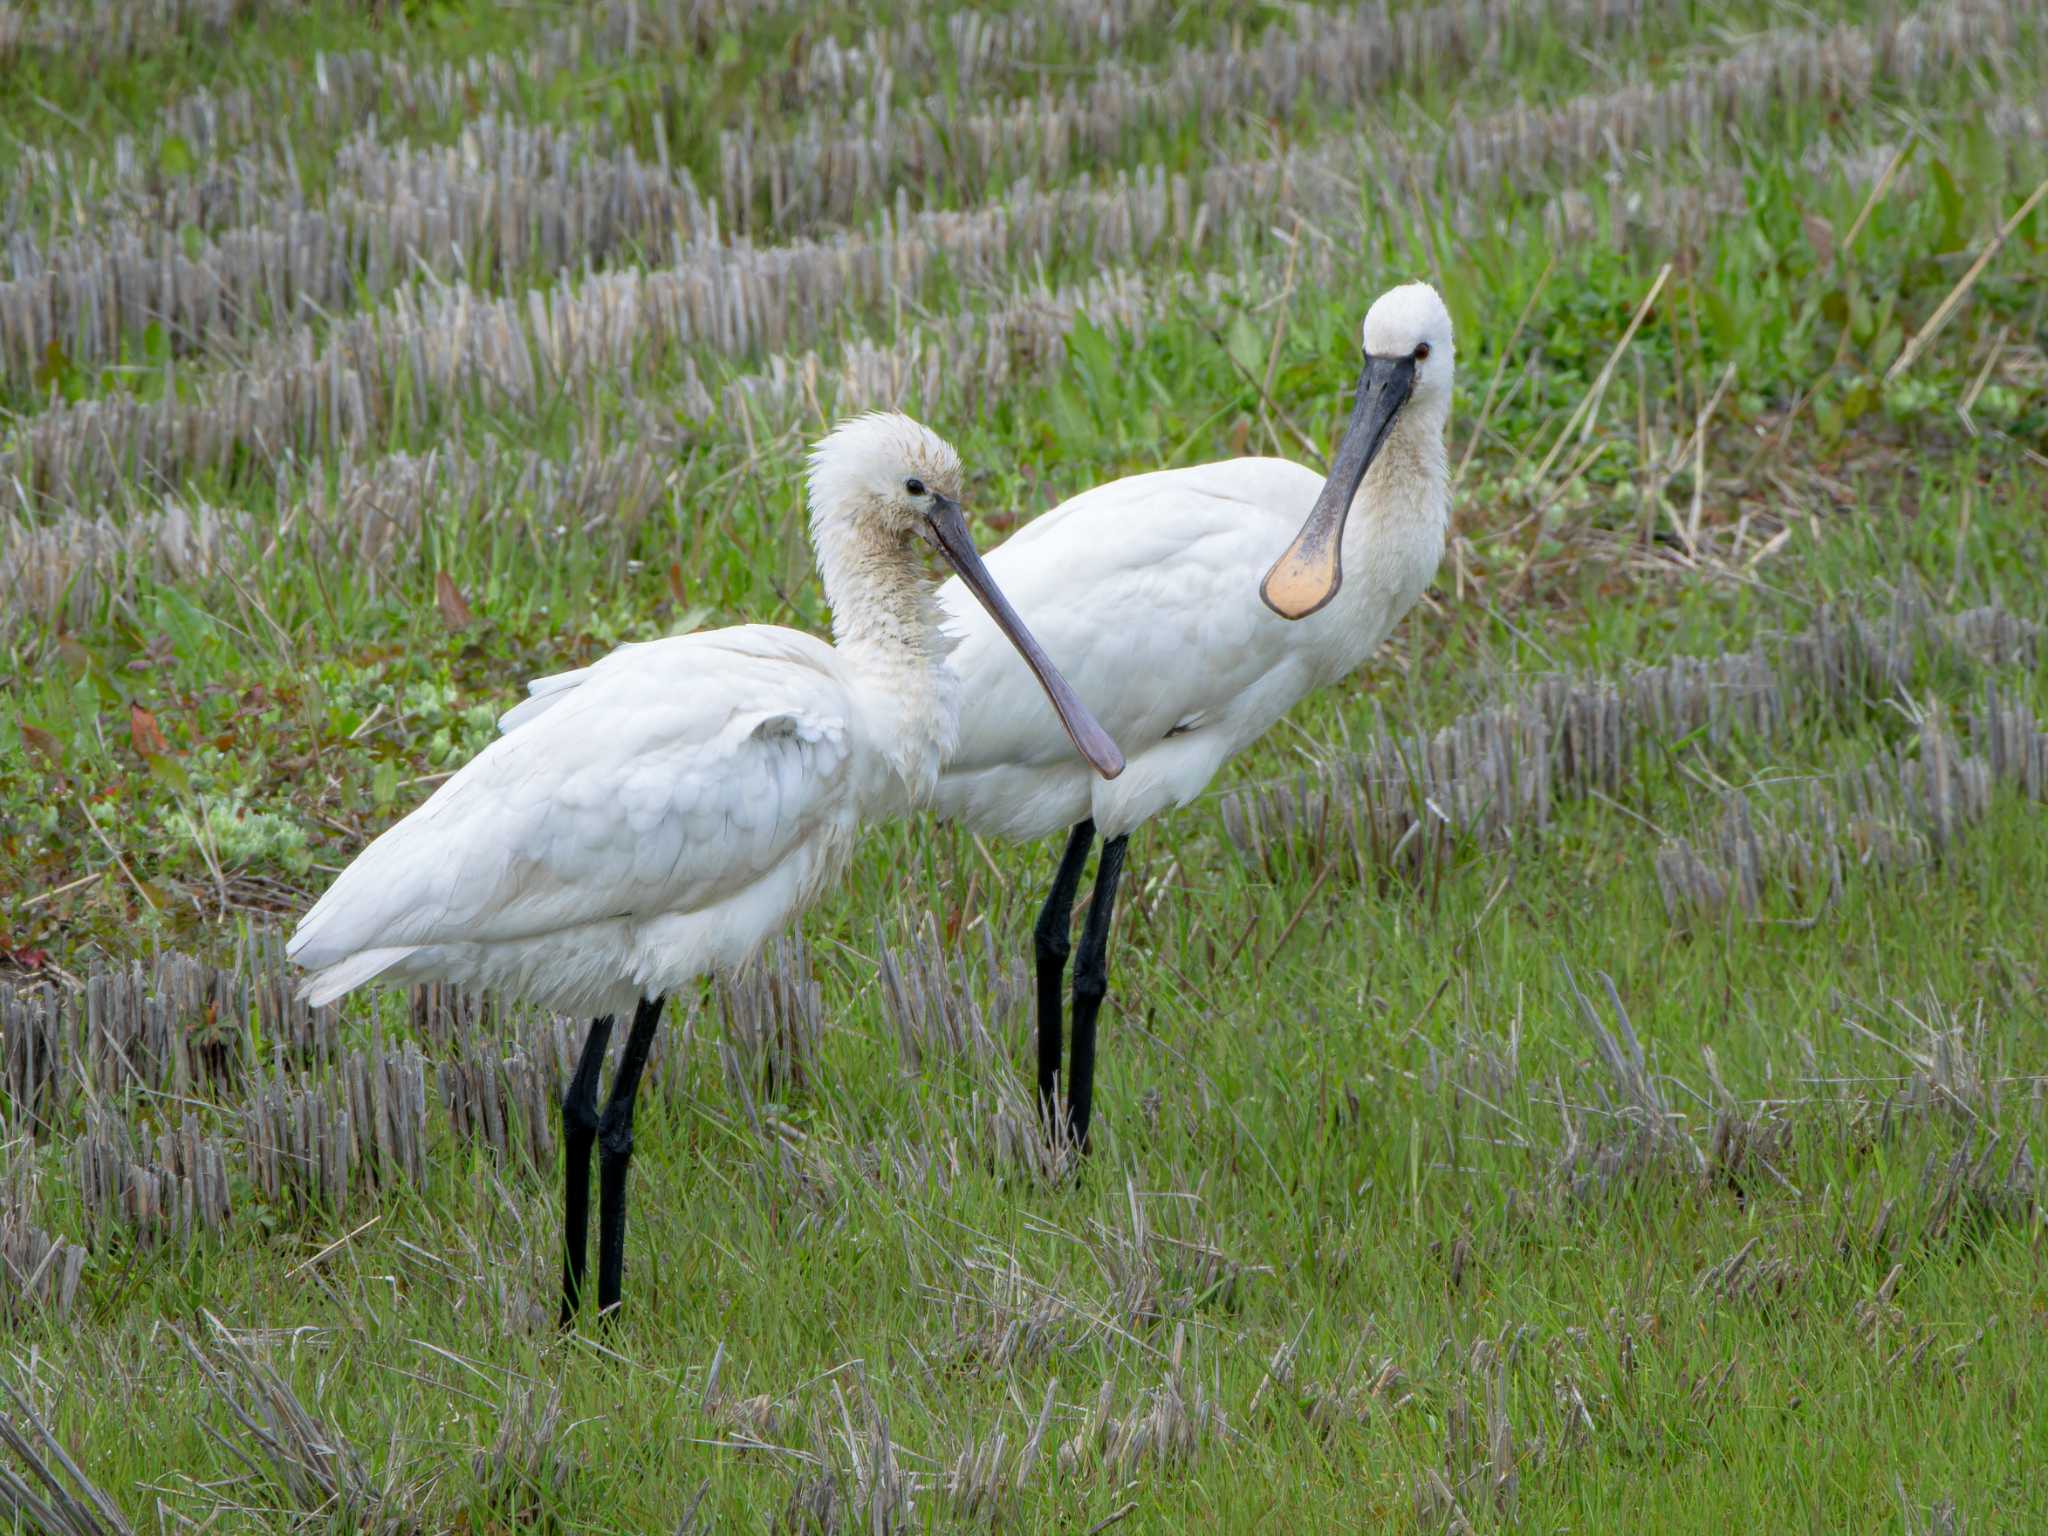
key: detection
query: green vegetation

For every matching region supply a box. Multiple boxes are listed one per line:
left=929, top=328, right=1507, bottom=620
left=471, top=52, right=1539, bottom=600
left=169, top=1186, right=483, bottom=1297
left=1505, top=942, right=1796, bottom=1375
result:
left=2, top=0, right=2044, bottom=1529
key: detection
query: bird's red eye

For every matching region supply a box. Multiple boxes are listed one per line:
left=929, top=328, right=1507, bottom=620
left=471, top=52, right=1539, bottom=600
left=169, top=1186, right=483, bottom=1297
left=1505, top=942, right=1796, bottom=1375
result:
left=1413, top=342, right=1431, bottom=361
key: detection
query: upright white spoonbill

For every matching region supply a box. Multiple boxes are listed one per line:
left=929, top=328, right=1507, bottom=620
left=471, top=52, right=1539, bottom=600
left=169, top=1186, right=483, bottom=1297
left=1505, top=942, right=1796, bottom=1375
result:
left=935, top=281, right=1454, bottom=1150
left=288, top=413, right=1123, bottom=1322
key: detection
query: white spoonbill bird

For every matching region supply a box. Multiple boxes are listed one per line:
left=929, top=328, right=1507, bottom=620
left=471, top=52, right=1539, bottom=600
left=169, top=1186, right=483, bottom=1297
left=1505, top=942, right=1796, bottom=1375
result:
left=288, top=413, right=1123, bottom=1322
left=935, top=281, right=1454, bottom=1150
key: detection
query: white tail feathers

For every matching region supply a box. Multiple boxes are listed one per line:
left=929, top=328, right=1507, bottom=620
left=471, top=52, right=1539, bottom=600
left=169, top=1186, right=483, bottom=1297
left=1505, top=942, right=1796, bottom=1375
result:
left=296, top=946, right=415, bottom=1008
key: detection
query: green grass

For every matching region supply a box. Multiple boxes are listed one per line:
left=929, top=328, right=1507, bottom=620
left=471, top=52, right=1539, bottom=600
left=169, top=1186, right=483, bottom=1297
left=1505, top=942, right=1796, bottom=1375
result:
left=2, top=0, right=2047, bottom=1529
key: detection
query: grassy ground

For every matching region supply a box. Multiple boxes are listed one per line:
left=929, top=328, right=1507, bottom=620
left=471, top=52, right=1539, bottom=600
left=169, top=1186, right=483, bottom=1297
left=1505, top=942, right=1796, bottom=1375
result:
left=2, top=0, right=2046, bottom=1530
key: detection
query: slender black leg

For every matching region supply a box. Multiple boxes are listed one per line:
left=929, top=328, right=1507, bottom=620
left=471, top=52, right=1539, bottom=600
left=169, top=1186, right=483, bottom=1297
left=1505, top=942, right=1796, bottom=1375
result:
left=595, top=995, right=667, bottom=1317
left=1067, top=834, right=1129, bottom=1154
left=559, top=1014, right=615, bottom=1327
left=1034, top=820, right=1097, bottom=1125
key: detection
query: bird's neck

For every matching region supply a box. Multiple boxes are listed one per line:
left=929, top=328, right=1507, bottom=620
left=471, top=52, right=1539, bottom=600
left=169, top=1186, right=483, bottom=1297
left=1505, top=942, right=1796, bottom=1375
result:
left=1323, top=404, right=1450, bottom=652
left=1352, top=403, right=1449, bottom=531
left=813, top=519, right=958, bottom=805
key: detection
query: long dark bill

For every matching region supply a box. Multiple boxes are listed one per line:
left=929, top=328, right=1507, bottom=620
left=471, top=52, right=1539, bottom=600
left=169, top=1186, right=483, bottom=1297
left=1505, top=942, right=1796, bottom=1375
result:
left=927, top=497, right=1125, bottom=779
left=1259, top=353, right=1416, bottom=620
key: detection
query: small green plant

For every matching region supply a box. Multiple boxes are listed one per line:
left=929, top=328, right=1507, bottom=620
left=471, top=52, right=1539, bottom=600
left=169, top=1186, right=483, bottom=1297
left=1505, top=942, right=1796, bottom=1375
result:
left=164, top=795, right=314, bottom=877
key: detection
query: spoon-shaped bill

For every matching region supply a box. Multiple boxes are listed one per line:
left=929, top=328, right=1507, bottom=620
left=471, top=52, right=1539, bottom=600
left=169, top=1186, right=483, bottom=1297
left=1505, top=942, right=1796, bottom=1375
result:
left=925, top=498, right=1125, bottom=779
left=1259, top=353, right=1417, bottom=620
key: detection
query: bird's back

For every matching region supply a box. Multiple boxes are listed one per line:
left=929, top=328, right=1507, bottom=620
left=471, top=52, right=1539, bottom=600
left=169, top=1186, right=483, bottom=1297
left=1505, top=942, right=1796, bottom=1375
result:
left=289, top=625, right=868, bottom=1009
left=934, top=458, right=1334, bottom=840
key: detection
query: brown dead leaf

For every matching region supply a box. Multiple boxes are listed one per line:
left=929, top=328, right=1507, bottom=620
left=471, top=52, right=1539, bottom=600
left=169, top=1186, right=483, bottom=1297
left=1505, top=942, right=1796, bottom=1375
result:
left=1801, top=213, right=1837, bottom=271
left=436, top=570, right=474, bottom=630
left=54, top=635, right=91, bottom=679
left=129, top=704, right=169, bottom=757
left=667, top=561, right=688, bottom=606
left=19, top=723, right=63, bottom=766
left=1, top=940, right=50, bottom=971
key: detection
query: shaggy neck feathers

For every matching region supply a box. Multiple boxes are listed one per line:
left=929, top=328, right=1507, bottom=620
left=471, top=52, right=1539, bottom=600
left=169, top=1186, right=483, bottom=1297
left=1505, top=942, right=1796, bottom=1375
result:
left=1320, top=390, right=1451, bottom=677
left=1349, top=397, right=1450, bottom=533
left=810, top=499, right=957, bottom=806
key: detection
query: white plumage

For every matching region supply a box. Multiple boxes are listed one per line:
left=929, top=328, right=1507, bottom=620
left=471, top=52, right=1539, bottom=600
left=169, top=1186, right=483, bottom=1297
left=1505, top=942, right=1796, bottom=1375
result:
left=932, top=454, right=1432, bottom=837
left=287, top=412, right=1121, bottom=1321
left=929, top=282, right=1457, bottom=1148
left=939, top=282, right=1453, bottom=841
left=290, top=413, right=1117, bottom=1019
left=291, top=625, right=867, bottom=1019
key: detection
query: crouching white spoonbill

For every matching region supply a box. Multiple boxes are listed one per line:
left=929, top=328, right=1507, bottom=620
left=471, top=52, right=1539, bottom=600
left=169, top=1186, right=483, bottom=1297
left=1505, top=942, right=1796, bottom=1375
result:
left=288, top=413, right=1123, bottom=1322
left=935, top=281, right=1454, bottom=1151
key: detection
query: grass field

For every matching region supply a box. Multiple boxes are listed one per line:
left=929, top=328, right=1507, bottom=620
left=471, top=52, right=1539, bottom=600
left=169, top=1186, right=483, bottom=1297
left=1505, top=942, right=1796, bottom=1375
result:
left=2, top=0, right=2046, bottom=1529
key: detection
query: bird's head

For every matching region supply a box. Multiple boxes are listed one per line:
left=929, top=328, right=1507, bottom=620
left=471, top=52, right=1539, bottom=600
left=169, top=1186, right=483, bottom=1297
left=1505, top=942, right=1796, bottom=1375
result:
left=1260, top=281, right=1455, bottom=621
left=1362, top=281, right=1456, bottom=414
left=806, top=412, right=1123, bottom=780
left=807, top=411, right=966, bottom=547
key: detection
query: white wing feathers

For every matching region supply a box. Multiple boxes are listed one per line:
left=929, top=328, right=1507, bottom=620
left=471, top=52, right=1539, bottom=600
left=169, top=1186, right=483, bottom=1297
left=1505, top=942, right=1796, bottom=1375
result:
left=496, top=635, right=678, bottom=733
left=289, top=629, right=855, bottom=974
left=498, top=665, right=593, bottom=733
left=939, top=461, right=1317, bottom=772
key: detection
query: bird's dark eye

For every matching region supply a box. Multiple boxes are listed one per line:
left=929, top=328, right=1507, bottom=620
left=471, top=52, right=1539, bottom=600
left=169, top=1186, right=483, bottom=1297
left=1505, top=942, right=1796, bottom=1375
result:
left=905, top=478, right=927, bottom=497
left=1413, top=342, right=1431, bottom=361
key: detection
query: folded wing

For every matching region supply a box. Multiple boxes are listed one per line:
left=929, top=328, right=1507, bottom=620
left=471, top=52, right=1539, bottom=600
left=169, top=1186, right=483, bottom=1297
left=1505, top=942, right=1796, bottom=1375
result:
left=940, top=459, right=1320, bottom=771
left=289, top=629, right=855, bottom=972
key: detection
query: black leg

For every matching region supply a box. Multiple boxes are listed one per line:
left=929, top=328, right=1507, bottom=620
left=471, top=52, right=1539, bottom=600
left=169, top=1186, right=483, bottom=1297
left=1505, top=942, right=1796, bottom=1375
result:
left=1034, top=820, right=1096, bottom=1124
left=1068, top=833, right=1129, bottom=1154
left=559, top=1014, right=615, bottom=1327
left=595, top=995, right=666, bottom=1317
